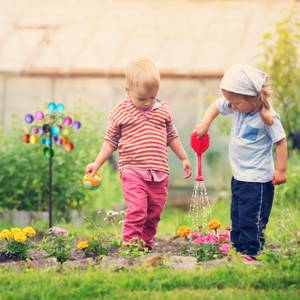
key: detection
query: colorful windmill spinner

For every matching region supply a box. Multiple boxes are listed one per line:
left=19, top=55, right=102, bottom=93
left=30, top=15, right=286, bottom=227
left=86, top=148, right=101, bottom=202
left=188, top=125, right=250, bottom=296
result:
left=23, top=102, right=81, bottom=157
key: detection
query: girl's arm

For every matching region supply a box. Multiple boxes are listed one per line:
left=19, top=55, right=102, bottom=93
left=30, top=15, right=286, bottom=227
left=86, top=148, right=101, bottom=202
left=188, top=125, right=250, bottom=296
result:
left=195, top=101, right=219, bottom=136
left=169, top=138, right=192, bottom=179
left=272, top=138, right=287, bottom=185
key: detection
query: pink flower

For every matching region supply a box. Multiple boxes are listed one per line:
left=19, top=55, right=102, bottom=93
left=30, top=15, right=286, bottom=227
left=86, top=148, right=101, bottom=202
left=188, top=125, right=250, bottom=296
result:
left=193, top=237, right=205, bottom=245
left=225, top=226, right=232, bottom=231
left=219, top=232, right=230, bottom=239
left=219, top=244, right=230, bottom=255
left=48, top=226, right=68, bottom=236
left=188, top=232, right=201, bottom=240
left=203, top=233, right=219, bottom=244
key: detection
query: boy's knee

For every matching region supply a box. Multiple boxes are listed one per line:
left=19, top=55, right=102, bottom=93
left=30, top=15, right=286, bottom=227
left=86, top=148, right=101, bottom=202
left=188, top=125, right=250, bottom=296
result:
left=126, top=209, right=147, bottom=224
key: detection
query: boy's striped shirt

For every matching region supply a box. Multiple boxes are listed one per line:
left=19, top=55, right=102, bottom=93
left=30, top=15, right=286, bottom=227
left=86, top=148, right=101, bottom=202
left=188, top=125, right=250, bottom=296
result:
left=105, top=98, right=179, bottom=174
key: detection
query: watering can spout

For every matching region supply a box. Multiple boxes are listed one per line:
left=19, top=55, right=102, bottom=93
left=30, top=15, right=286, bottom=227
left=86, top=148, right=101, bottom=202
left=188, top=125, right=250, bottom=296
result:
left=195, top=175, right=204, bottom=181
left=190, top=131, right=210, bottom=182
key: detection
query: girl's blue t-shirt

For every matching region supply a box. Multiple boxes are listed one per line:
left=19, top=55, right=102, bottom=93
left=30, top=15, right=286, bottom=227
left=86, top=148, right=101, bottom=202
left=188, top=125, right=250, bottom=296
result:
left=216, top=97, right=286, bottom=183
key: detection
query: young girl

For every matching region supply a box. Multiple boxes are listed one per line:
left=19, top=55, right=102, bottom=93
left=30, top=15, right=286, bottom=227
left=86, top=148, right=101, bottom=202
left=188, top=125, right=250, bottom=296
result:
left=86, top=58, right=192, bottom=250
left=195, top=64, right=287, bottom=258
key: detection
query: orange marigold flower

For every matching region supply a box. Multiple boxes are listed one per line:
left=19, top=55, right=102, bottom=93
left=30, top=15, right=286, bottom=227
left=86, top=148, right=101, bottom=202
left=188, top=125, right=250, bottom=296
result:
left=77, top=241, right=89, bottom=250
left=208, top=219, right=221, bottom=231
left=177, top=225, right=191, bottom=238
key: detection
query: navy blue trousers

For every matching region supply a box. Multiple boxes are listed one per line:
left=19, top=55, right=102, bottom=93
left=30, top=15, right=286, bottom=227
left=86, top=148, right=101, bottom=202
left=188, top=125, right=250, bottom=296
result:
left=231, top=177, right=274, bottom=256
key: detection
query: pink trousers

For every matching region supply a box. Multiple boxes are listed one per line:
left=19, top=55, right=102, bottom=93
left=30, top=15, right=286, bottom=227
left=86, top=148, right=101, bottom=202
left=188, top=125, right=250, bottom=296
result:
left=121, top=172, right=169, bottom=248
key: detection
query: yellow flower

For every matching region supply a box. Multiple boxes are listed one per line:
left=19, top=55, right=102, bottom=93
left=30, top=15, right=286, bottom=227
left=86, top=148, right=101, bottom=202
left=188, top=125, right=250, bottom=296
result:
left=77, top=241, right=88, bottom=250
left=0, top=229, right=11, bottom=240
left=208, top=219, right=221, bottom=231
left=13, top=232, right=27, bottom=243
left=11, top=228, right=22, bottom=235
left=22, top=226, right=36, bottom=238
left=177, top=225, right=191, bottom=238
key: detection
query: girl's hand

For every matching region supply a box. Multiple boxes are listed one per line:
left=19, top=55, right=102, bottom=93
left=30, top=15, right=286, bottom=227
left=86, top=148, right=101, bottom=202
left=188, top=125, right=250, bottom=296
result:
left=272, top=169, right=286, bottom=185
left=195, top=122, right=209, bottom=137
left=85, top=162, right=100, bottom=178
left=182, top=158, right=192, bottom=179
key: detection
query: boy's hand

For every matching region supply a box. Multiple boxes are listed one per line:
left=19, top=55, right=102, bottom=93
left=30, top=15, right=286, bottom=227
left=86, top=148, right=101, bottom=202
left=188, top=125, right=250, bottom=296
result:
left=272, top=170, right=286, bottom=185
left=195, top=122, right=209, bottom=137
left=85, top=162, right=100, bottom=178
left=182, top=158, right=192, bottom=179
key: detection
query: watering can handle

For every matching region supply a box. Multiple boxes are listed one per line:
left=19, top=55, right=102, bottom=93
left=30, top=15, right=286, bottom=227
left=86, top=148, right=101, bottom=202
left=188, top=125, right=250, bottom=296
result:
left=85, top=172, right=102, bottom=179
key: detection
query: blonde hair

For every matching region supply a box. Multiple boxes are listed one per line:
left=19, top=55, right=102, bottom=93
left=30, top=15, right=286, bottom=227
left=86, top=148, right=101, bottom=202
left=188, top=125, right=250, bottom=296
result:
left=257, top=79, right=273, bottom=126
left=125, top=58, right=160, bottom=91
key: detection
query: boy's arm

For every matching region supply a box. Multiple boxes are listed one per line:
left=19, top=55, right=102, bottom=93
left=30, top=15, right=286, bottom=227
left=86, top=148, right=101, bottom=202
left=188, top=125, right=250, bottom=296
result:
left=94, top=141, right=115, bottom=168
left=169, top=138, right=192, bottom=179
left=86, top=107, right=120, bottom=176
left=85, top=141, right=115, bottom=177
left=272, top=138, right=287, bottom=185
left=195, top=101, right=219, bottom=136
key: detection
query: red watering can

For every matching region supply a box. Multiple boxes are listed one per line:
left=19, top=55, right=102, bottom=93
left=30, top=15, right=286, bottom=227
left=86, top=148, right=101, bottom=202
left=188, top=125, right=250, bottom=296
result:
left=190, top=131, right=210, bottom=181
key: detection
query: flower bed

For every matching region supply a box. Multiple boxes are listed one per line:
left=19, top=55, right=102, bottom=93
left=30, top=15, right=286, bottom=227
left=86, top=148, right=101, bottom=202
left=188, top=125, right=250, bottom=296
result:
left=0, top=226, right=36, bottom=260
left=0, top=216, right=233, bottom=266
left=177, top=220, right=233, bottom=262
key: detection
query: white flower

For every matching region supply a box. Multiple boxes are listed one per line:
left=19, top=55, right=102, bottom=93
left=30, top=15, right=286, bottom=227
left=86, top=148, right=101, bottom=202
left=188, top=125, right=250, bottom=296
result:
left=106, top=210, right=119, bottom=222
left=106, top=210, right=114, bottom=217
left=96, top=209, right=105, bottom=216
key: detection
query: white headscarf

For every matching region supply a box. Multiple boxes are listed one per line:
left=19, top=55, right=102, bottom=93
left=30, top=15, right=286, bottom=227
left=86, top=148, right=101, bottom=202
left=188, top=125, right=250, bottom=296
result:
left=220, top=64, right=268, bottom=96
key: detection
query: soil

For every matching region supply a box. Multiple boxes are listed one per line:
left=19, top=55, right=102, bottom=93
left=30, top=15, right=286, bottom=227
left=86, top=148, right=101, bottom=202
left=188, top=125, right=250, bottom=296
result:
left=0, top=236, right=188, bottom=267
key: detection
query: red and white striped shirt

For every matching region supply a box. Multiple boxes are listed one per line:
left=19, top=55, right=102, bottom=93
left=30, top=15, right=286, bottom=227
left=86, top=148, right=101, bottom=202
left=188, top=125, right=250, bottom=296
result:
left=104, top=98, right=179, bottom=174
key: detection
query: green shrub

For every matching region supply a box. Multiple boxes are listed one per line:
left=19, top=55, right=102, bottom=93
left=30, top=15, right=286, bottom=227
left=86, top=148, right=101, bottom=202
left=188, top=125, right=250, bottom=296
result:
left=77, top=238, right=109, bottom=258
left=259, top=6, right=300, bottom=139
left=76, top=210, right=123, bottom=258
left=40, top=227, right=73, bottom=263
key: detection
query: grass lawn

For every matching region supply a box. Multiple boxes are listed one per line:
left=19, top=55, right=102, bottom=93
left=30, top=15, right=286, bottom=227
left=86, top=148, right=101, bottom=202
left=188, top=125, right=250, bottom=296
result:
left=0, top=256, right=299, bottom=300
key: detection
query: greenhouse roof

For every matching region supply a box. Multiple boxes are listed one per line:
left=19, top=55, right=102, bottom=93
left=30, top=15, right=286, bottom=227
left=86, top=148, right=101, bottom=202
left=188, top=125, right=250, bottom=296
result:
left=0, top=0, right=296, bottom=77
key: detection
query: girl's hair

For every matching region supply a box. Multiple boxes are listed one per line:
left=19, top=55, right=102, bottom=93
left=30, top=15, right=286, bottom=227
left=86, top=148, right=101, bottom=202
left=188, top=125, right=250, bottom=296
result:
left=125, top=58, right=160, bottom=91
left=227, top=79, right=273, bottom=126
left=256, top=79, right=273, bottom=126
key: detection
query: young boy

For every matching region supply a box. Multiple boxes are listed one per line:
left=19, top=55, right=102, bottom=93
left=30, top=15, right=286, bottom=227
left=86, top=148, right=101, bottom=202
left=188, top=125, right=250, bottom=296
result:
left=86, top=58, right=192, bottom=249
